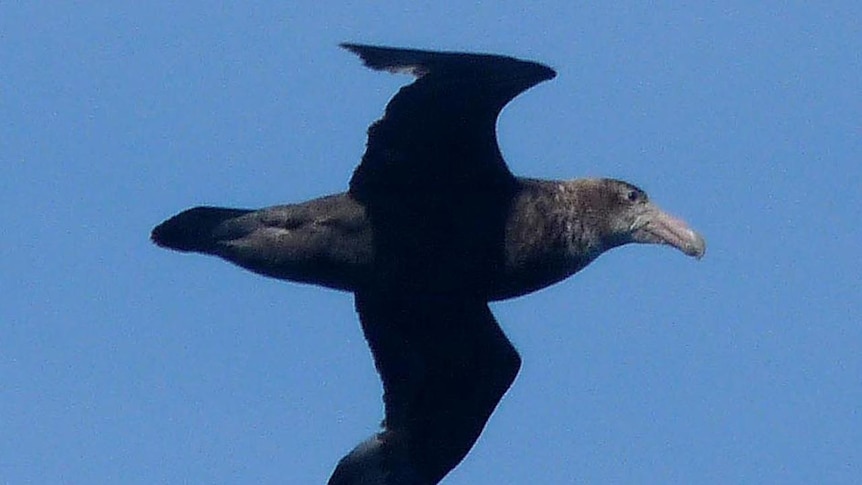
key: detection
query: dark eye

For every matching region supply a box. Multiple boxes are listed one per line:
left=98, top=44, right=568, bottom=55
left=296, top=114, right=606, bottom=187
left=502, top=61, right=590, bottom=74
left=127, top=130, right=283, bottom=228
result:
left=626, top=190, right=640, bottom=202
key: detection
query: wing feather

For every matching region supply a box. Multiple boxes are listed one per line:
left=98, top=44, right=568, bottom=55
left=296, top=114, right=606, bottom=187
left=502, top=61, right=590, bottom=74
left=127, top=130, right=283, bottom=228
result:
left=328, top=292, right=520, bottom=484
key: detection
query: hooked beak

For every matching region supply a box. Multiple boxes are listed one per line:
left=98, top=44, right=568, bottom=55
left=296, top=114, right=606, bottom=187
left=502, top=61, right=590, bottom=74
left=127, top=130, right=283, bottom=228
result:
left=630, top=203, right=706, bottom=259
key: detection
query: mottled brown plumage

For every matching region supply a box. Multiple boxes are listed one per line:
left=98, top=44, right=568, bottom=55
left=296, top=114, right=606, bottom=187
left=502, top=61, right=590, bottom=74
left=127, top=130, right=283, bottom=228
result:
left=152, top=44, right=705, bottom=485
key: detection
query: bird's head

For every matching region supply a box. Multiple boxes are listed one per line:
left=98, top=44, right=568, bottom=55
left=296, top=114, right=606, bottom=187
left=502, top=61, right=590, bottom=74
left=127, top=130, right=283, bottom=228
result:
left=574, top=178, right=706, bottom=259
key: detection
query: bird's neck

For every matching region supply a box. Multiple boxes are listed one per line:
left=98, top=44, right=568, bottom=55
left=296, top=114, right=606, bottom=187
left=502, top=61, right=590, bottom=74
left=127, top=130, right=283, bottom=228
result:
left=489, top=179, right=604, bottom=300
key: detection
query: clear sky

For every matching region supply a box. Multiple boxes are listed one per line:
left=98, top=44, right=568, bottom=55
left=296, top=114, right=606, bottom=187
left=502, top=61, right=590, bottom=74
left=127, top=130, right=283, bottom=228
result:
left=3, top=2, right=860, bottom=484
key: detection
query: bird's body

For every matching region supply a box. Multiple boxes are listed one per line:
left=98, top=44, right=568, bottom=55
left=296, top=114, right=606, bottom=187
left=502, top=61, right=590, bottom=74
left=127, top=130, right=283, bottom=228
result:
left=153, top=178, right=678, bottom=300
left=152, top=44, right=705, bottom=484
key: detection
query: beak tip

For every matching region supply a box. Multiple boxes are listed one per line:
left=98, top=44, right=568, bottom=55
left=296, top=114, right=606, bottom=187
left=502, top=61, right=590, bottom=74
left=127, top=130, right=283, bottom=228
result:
left=687, top=233, right=707, bottom=260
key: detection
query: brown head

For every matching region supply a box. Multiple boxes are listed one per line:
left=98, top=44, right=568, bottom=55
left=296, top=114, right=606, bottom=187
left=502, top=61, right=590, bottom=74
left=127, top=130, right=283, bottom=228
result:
left=567, top=178, right=706, bottom=259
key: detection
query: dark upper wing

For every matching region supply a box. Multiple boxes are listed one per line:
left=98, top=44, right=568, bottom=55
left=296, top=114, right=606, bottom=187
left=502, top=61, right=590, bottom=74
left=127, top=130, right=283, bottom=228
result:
left=341, top=44, right=556, bottom=295
left=343, top=43, right=556, bottom=203
left=328, top=291, right=521, bottom=484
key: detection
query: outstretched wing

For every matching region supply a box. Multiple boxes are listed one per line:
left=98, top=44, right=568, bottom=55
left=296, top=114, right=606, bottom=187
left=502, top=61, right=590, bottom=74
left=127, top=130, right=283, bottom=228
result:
left=342, top=44, right=556, bottom=295
left=328, top=45, right=549, bottom=483
left=328, top=292, right=521, bottom=485
left=343, top=43, right=556, bottom=203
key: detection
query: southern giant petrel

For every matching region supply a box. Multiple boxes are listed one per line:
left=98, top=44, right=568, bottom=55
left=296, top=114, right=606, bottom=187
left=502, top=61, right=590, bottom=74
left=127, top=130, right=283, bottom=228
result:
left=152, top=44, right=706, bottom=485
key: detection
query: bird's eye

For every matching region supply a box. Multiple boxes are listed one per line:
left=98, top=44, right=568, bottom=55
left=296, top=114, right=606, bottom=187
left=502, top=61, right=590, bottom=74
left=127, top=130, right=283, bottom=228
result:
left=626, top=190, right=640, bottom=202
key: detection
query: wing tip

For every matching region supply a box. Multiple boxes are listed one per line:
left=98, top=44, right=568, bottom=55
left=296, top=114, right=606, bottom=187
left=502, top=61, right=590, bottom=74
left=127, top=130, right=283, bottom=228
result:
left=340, top=42, right=431, bottom=77
left=340, top=42, right=556, bottom=82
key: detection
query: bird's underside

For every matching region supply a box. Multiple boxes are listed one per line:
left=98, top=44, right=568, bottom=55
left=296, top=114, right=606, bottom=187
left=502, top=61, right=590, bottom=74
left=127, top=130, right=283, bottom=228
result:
left=152, top=43, right=705, bottom=484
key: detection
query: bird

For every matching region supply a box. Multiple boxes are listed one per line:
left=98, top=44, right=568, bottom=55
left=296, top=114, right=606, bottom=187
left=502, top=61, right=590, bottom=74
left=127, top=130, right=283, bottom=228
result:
left=151, top=43, right=706, bottom=485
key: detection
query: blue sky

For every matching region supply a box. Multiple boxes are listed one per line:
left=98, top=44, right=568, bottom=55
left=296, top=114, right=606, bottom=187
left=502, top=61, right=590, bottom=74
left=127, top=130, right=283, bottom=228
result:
left=3, top=2, right=860, bottom=484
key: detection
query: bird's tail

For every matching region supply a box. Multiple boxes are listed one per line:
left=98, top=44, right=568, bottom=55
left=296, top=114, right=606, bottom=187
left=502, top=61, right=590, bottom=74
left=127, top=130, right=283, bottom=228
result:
left=151, top=206, right=252, bottom=253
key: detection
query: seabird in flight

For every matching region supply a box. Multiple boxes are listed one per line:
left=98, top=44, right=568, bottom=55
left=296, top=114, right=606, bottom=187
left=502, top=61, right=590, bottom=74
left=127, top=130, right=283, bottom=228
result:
left=152, top=43, right=706, bottom=485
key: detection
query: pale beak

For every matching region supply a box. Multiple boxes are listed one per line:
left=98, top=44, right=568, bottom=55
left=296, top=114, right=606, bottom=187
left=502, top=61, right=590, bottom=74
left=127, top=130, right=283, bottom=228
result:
left=631, top=203, right=706, bottom=259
